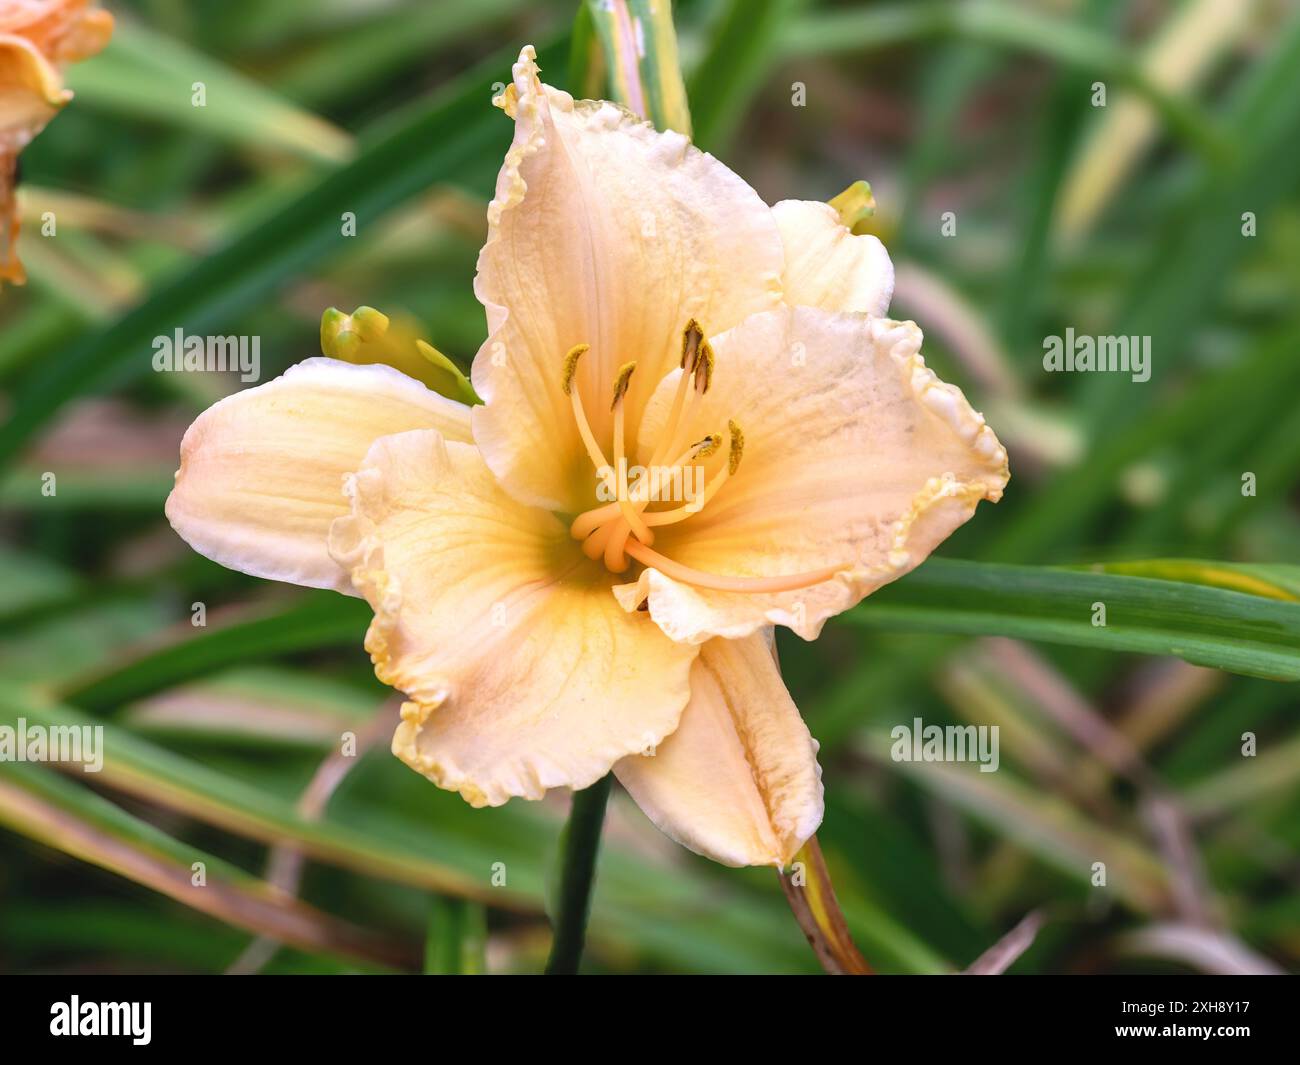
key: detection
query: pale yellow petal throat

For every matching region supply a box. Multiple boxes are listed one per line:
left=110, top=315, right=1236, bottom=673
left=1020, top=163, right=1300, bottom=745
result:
left=326, top=428, right=697, bottom=807
left=562, top=320, right=855, bottom=595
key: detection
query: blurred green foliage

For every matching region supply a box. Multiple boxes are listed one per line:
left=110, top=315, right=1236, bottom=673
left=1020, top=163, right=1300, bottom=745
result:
left=1, top=0, right=1298, bottom=974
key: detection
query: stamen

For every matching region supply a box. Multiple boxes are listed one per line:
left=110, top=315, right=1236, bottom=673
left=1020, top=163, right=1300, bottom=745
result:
left=611, top=362, right=652, bottom=545
left=571, top=502, right=620, bottom=541
left=582, top=520, right=616, bottom=560
left=610, top=360, right=637, bottom=412
left=604, top=518, right=633, bottom=573
left=648, top=363, right=693, bottom=467
left=650, top=322, right=709, bottom=467
left=624, top=540, right=845, bottom=594
left=693, top=341, right=714, bottom=394
left=693, top=433, right=723, bottom=459
left=657, top=342, right=714, bottom=464
left=561, top=344, right=587, bottom=395
left=644, top=476, right=724, bottom=526
left=643, top=427, right=737, bottom=527
left=563, top=344, right=611, bottom=476
left=570, top=436, right=719, bottom=539
left=680, top=318, right=703, bottom=369
left=727, top=418, right=744, bottom=475
left=560, top=322, right=756, bottom=580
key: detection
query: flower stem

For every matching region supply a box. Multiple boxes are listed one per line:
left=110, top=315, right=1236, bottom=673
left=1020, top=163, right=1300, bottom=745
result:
left=544, top=773, right=613, bottom=974
left=778, top=835, right=874, bottom=975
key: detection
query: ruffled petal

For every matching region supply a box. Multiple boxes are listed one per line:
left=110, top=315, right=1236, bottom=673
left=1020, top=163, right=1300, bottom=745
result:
left=470, top=45, right=784, bottom=512
left=773, top=199, right=893, bottom=316
left=166, top=358, right=472, bottom=593
left=615, top=634, right=823, bottom=867
left=327, top=428, right=697, bottom=807
left=619, top=306, right=1009, bottom=643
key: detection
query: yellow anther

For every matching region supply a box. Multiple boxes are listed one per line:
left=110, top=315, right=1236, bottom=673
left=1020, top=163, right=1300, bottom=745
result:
left=728, top=419, right=744, bottom=475
left=680, top=319, right=703, bottom=369
left=610, top=360, right=637, bottom=410
left=693, top=342, right=714, bottom=393
left=562, top=344, right=589, bottom=396
left=694, top=433, right=722, bottom=459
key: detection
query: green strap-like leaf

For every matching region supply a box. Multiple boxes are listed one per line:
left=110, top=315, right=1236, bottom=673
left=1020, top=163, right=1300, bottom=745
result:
left=0, top=685, right=818, bottom=972
left=57, top=595, right=371, bottom=713
left=67, top=19, right=352, bottom=163
left=782, top=1, right=1227, bottom=162
left=688, top=0, right=806, bottom=151
left=0, top=39, right=563, bottom=471
left=1091, top=559, right=1300, bottom=603
left=424, top=896, right=487, bottom=975
left=0, top=758, right=416, bottom=969
left=849, top=558, right=1300, bottom=681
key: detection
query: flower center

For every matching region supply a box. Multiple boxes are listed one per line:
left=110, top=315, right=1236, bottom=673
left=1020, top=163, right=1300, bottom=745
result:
left=561, top=321, right=844, bottom=595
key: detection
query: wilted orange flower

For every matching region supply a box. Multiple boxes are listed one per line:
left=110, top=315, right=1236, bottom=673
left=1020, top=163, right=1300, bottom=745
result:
left=0, top=0, right=112, bottom=284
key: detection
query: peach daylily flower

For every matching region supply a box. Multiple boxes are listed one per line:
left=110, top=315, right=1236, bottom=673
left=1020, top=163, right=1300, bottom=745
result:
left=0, top=0, right=112, bottom=284
left=166, top=46, right=1008, bottom=867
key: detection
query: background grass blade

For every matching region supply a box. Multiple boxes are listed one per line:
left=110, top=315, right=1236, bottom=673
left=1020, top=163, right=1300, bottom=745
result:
left=849, top=559, right=1300, bottom=681
left=1093, top=560, right=1300, bottom=602
left=0, top=40, right=562, bottom=469
left=0, top=686, right=820, bottom=972
left=686, top=0, right=806, bottom=151
left=0, top=760, right=416, bottom=969
left=782, top=0, right=1225, bottom=160
left=57, top=595, right=371, bottom=713
left=861, top=729, right=1172, bottom=913
left=584, top=0, right=692, bottom=135
left=424, top=896, right=487, bottom=974
left=67, top=18, right=352, bottom=162
left=0, top=686, right=528, bottom=908
left=5, top=0, right=1299, bottom=977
